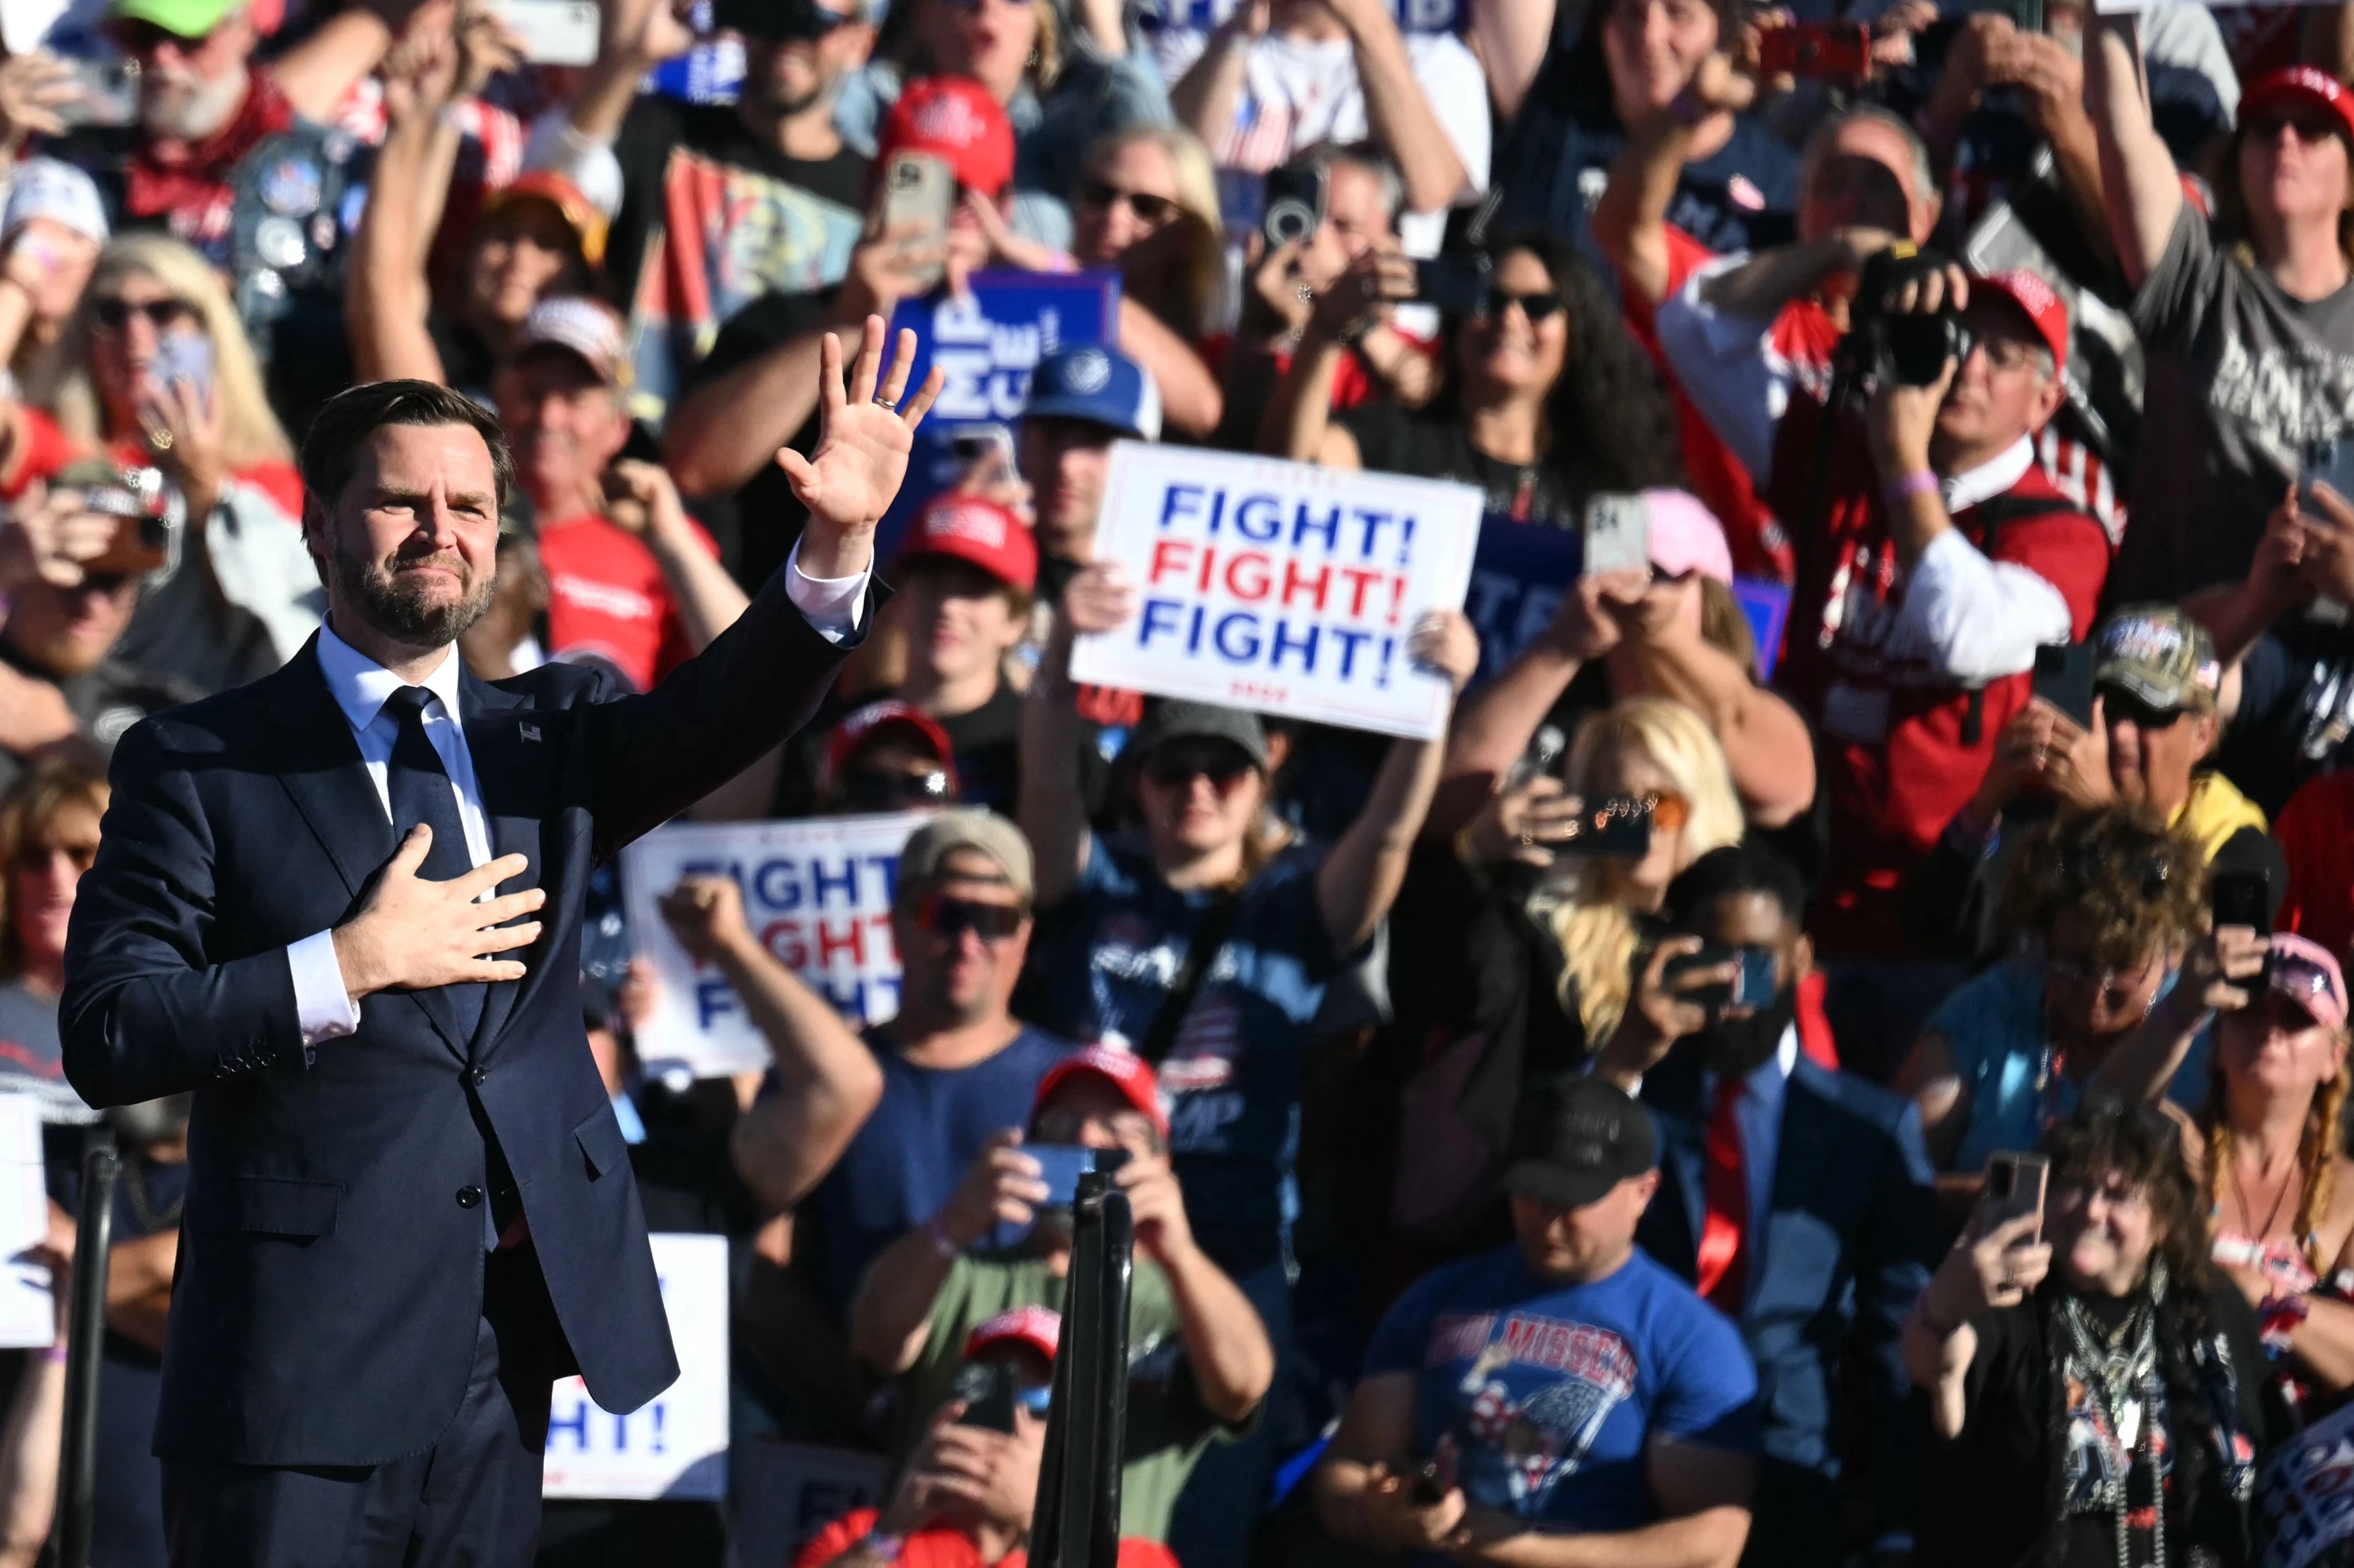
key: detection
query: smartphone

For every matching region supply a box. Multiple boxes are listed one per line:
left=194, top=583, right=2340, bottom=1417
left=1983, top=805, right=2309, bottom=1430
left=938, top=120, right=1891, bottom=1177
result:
left=1261, top=162, right=1326, bottom=250
left=1582, top=493, right=1651, bottom=580
left=1410, top=1459, right=1448, bottom=1505
left=951, top=1359, right=1020, bottom=1434
left=2213, top=868, right=2273, bottom=934
left=2303, top=436, right=2354, bottom=517
left=985, top=1144, right=1131, bottom=1250
left=1501, top=724, right=1566, bottom=793
left=489, top=0, right=602, bottom=65
left=1554, top=796, right=1655, bottom=859
left=1732, top=946, right=1778, bottom=1009
left=1983, top=1151, right=2050, bottom=1242
left=1659, top=944, right=1778, bottom=1016
left=882, top=151, right=955, bottom=293
left=1757, top=22, right=1872, bottom=81
left=1415, top=253, right=1489, bottom=316
left=2031, top=642, right=2096, bottom=729
left=151, top=331, right=214, bottom=405
left=56, top=457, right=164, bottom=574
left=54, top=54, right=139, bottom=129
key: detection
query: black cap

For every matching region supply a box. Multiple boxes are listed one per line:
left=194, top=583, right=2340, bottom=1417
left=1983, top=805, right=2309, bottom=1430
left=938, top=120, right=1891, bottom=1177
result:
left=1499, top=1075, right=1657, bottom=1209
left=1129, top=700, right=1269, bottom=768
left=716, top=0, right=860, bottom=38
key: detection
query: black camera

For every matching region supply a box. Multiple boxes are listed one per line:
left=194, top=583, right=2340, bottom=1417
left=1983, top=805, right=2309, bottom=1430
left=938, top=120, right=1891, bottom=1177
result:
left=1849, top=244, right=1973, bottom=388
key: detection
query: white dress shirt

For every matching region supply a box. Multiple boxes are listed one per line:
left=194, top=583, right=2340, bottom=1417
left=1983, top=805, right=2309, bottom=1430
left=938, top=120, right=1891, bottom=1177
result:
left=287, top=542, right=868, bottom=1045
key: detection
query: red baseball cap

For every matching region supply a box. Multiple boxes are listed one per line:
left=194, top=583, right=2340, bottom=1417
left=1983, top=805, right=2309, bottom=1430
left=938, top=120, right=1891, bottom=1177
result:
left=1968, top=268, right=2069, bottom=374
left=821, top=699, right=957, bottom=792
left=965, top=1305, right=1061, bottom=1365
left=878, top=77, right=1015, bottom=199
left=1032, top=1046, right=1169, bottom=1139
left=900, top=494, right=1039, bottom=591
left=2242, top=66, right=2354, bottom=148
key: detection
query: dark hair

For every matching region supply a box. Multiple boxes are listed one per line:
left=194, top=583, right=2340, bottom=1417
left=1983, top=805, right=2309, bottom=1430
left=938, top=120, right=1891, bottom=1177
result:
left=0, top=754, right=108, bottom=980
left=2039, top=1098, right=2214, bottom=1309
left=1664, top=841, right=1810, bottom=933
left=1997, top=807, right=2208, bottom=970
left=298, top=379, right=517, bottom=523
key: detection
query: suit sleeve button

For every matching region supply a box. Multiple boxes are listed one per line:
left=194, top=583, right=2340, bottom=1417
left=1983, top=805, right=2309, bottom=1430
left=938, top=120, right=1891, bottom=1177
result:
left=456, top=1186, right=483, bottom=1209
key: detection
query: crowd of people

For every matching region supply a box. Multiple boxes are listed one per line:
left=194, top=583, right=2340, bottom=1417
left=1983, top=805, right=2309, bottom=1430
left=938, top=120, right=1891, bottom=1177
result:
left=2, top=0, right=2354, bottom=1561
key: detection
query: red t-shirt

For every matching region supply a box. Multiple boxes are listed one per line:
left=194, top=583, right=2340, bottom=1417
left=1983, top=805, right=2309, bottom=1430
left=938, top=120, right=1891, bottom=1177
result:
left=121, top=71, right=300, bottom=262
left=792, top=1510, right=1180, bottom=1568
left=1, top=406, right=305, bottom=524
left=2277, top=772, right=2354, bottom=967
left=537, top=512, right=718, bottom=693
left=1766, top=396, right=2111, bottom=960
left=1196, top=329, right=1432, bottom=414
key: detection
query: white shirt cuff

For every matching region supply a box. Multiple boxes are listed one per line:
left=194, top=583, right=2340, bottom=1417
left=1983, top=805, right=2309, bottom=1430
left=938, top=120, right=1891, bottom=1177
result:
left=784, top=539, right=870, bottom=644
left=1895, top=529, right=2074, bottom=684
left=288, top=931, right=360, bottom=1046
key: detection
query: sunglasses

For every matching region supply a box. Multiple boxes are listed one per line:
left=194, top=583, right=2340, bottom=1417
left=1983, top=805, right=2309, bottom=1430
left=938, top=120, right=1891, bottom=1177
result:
left=2098, top=690, right=2190, bottom=731
left=1475, top=288, right=1565, bottom=323
left=837, top=767, right=952, bottom=811
left=1647, top=790, right=1691, bottom=832
left=1077, top=179, right=1181, bottom=226
left=110, top=16, right=212, bottom=51
left=1144, top=748, right=1257, bottom=789
left=2273, top=953, right=2344, bottom=1017
left=914, top=894, right=1027, bottom=943
left=92, top=296, right=198, bottom=334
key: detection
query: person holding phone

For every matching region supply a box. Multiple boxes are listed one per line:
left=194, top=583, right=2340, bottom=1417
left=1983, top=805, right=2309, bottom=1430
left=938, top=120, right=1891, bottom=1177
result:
left=3, top=232, right=314, bottom=694
left=847, top=1047, right=1272, bottom=1549
left=1904, top=1099, right=2278, bottom=1568
left=1589, top=842, right=1938, bottom=1568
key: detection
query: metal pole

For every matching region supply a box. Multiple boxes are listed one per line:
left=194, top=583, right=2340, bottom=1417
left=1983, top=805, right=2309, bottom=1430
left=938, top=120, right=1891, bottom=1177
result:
left=1087, top=1190, right=1133, bottom=1568
left=56, top=1140, right=118, bottom=1568
left=1034, top=1170, right=1117, bottom=1568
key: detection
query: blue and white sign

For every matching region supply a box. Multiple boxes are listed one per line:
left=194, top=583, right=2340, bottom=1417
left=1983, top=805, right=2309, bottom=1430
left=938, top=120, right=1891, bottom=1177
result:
left=882, top=271, right=1120, bottom=552
left=1071, top=442, right=1480, bottom=739
left=1144, top=0, right=1463, bottom=33
left=620, top=813, right=932, bottom=1077
left=1464, top=514, right=1579, bottom=685
left=542, top=1233, right=730, bottom=1501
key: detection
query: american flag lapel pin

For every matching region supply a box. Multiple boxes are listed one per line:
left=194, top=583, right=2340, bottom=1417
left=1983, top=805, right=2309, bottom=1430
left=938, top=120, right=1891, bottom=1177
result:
left=521, top=723, right=541, bottom=742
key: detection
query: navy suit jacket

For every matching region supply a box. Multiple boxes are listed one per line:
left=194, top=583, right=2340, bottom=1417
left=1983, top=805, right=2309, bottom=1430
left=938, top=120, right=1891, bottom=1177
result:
left=1635, top=1053, right=1940, bottom=1535
left=59, top=566, right=862, bottom=1468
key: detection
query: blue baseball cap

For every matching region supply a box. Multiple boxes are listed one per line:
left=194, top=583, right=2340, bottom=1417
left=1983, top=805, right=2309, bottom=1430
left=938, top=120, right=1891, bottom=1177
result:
left=1023, top=346, right=1161, bottom=441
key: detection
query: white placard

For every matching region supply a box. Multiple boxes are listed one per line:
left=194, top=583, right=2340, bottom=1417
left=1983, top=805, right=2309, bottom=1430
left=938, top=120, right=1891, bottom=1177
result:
left=732, top=1440, right=891, bottom=1567
left=0, top=1095, right=51, bottom=1350
left=542, top=1232, right=729, bottom=1500
left=2094, top=0, right=2334, bottom=14
left=620, top=813, right=930, bottom=1078
left=1069, top=443, right=1481, bottom=739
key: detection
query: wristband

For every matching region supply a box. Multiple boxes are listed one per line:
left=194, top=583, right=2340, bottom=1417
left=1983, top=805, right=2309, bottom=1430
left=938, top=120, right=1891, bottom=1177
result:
left=1668, top=87, right=1710, bottom=128
left=42, top=1344, right=66, bottom=1365
left=925, top=1214, right=963, bottom=1261
left=858, top=1529, right=906, bottom=1563
left=2260, top=1293, right=2311, bottom=1353
left=1886, top=470, right=1939, bottom=507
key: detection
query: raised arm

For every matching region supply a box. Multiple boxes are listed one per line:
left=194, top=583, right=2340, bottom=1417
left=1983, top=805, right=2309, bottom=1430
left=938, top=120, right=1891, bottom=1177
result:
left=1119, top=1148, right=1274, bottom=1423
left=2085, top=12, right=2182, bottom=290
left=1169, top=1, right=1265, bottom=152
left=1327, top=0, right=1469, bottom=214
left=588, top=321, right=942, bottom=853
left=266, top=4, right=398, bottom=125
left=1316, top=613, right=1478, bottom=953
left=653, top=875, right=886, bottom=1213
left=1020, top=567, right=1129, bottom=910
left=846, top=1131, right=1047, bottom=1373
left=1467, top=0, right=1555, bottom=119
left=1626, top=599, right=1815, bottom=828
left=345, top=20, right=470, bottom=385
left=1116, top=297, right=1223, bottom=440
left=563, top=0, right=694, bottom=147
left=1904, top=1211, right=2047, bottom=1439
left=606, top=461, right=750, bottom=654
left=1261, top=247, right=1417, bottom=462
left=2087, top=927, right=2265, bottom=1105
left=1438, top=574, right=1635, bottom=822
left=1594, top=54, right=1757, bottom=307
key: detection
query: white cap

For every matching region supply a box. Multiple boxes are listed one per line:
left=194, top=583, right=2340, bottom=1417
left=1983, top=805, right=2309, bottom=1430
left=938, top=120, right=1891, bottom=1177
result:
left=5, top=158, right=108, bottom=245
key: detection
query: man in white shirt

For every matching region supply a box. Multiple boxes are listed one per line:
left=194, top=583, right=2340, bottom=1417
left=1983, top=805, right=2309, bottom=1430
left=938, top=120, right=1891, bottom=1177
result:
left=59, top=332, right=940, bottom=1565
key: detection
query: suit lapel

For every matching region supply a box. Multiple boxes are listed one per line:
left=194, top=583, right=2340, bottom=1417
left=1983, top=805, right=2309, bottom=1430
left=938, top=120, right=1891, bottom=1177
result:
left=1772, top=1063, right=1835, bottom=1218
left=462, top=673, right=545, bottom=1057
left=264, top=641, right=398, bottom=903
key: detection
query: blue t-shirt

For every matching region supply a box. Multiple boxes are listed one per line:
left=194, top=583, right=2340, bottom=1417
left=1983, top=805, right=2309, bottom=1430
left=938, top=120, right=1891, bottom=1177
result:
left=1033, top=835, right=1341, bottom=1275
left=1363, top=1245, right=1758, bottom=1544
left=1927, top=960, right=2212, bottom=1175
left=804, top=1025, right=1073, bottom=1314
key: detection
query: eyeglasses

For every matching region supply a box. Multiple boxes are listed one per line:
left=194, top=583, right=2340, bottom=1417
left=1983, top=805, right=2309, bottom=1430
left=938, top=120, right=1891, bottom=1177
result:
left=1970, top=336, right=2048, bottom=375
left=1077, top=180, right=1181, bottom=226
left=836, top=767, right=952, bottom=812
left=1144, top=748, right=1257, bottom=789
left=913, top=894, right=1027, bottom=943
left=1033, top=1106, right=1159, bottom=1146
left=91, top=296, right=198, bottom=334
left=1475, top=288, right=1565, bottom=323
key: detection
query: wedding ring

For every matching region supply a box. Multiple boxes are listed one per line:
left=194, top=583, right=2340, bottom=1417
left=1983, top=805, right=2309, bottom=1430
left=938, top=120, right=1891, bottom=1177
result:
left=1519, top=831, right=1535, bottom=849
left=146, top=426, right=172, bottom=451
left=872, top=394, right=897, bottom=410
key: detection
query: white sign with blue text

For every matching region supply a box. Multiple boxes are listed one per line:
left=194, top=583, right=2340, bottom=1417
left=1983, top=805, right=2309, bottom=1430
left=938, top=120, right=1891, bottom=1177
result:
left=1070, top=443, right=1481, bottom=739
left=542, top=1232, right=729, bottom=1500
left=620, top=813, right=930, bottom=1078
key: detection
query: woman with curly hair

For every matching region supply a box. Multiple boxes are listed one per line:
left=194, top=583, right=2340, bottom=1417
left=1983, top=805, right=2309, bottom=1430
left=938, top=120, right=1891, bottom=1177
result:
left=1897, top=808, right=2212, bottom=1216
left=1265, top=231, right=1684, bottom=526
left=2091, top=921, right=2354, bottom=1407
left=1905, top=1098, right=2278, bottom=1568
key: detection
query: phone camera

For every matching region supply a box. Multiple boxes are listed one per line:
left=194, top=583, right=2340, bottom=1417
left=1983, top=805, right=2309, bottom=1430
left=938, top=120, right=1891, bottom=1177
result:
left=1264, top=199, right=1318, bottom=246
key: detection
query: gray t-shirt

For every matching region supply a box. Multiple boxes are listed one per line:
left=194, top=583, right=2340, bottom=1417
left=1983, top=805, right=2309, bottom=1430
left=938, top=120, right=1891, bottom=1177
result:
left=0, top=982, right=99, bottom=1128
left=2115, top=204, right=2354, bottom=602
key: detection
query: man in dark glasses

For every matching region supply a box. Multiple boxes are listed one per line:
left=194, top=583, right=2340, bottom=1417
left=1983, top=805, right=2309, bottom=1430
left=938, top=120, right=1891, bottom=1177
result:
left=0, top=475, right=193, bottom=799
left=541, top=0, right=876, bottom=417
left=798, top=810, right=1079, bottom=1322
left=848, top=1046, right=1272, bottom=1559
left=817, top=698, right=962, bottom=815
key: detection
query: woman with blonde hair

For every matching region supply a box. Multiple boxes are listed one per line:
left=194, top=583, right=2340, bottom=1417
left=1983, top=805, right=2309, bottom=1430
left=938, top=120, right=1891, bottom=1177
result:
left=1069, top=125, right=1226, bottom=341
left=5, top=232, right=314, bottom=690
left=0, top=755, right=108, bottom=1130
left=2092, top=921, right=2354, bottom=1402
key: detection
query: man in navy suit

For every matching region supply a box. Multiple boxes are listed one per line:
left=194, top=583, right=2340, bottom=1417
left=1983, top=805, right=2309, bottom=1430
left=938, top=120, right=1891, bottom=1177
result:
left=1596, top=842, right=1942, bottom=1568
left=59, top=322, right=941, bottom=1566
